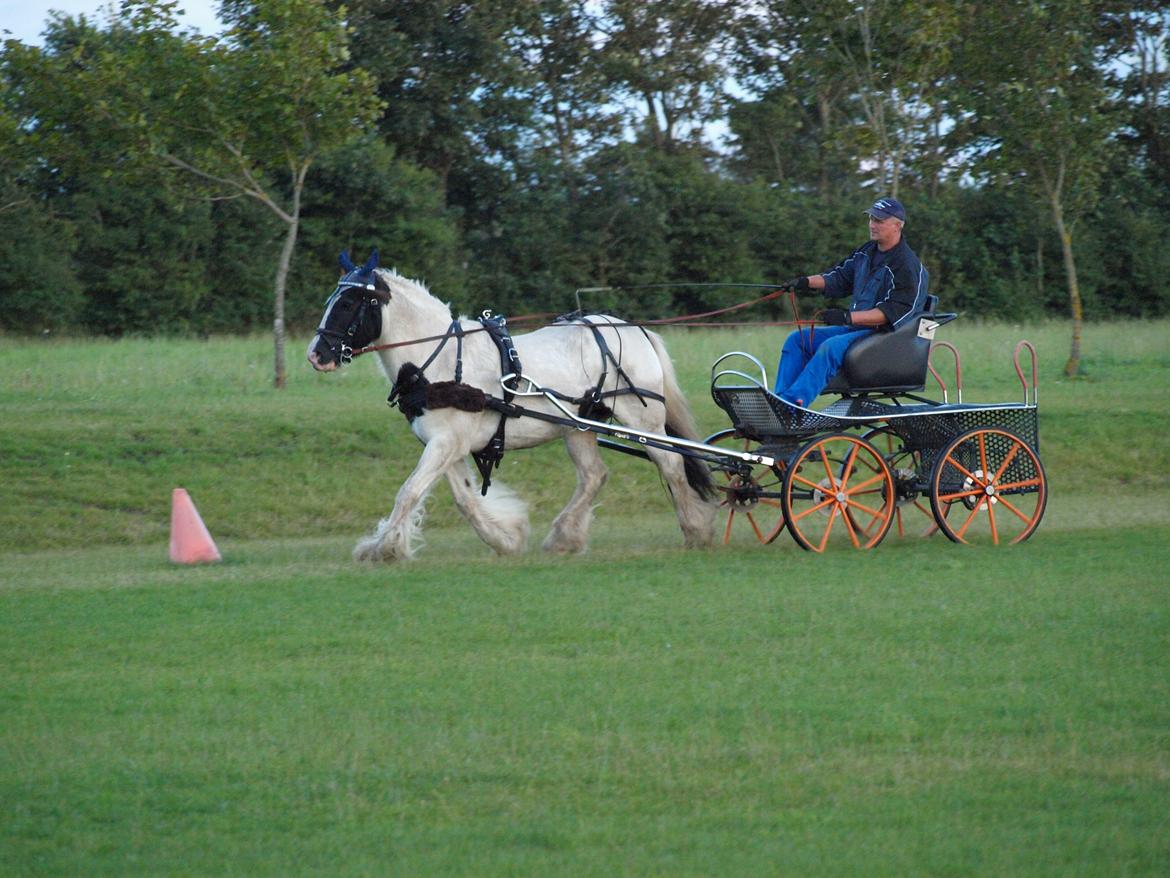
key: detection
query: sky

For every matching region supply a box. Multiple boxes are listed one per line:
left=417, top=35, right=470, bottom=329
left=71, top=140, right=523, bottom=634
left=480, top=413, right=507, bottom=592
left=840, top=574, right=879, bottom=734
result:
left=1, top=0, right=222, bottom=44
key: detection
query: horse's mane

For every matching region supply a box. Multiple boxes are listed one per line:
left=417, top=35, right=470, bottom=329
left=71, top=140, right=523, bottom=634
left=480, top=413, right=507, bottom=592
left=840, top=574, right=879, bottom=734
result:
left=375, top=268, right=453, bottom=324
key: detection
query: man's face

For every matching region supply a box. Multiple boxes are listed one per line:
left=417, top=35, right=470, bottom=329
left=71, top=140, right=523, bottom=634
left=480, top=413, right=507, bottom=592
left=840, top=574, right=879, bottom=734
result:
left=868, top=215, right=903, bottom=249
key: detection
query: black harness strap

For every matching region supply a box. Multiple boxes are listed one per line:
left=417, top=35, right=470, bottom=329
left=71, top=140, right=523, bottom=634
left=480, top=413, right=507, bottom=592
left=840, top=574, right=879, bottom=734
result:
left=472, top=315, right=519, bottom=495
left=387, top=320, right=465, bottom=409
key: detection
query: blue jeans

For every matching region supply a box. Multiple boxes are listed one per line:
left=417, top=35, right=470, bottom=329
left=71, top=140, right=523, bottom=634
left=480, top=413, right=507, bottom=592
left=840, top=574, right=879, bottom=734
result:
left=774, top=326, right=874, bottom=405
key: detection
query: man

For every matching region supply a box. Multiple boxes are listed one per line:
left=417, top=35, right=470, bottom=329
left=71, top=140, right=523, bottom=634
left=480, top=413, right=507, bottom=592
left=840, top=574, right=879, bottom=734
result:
left=774, top=197, right=928, bottom=407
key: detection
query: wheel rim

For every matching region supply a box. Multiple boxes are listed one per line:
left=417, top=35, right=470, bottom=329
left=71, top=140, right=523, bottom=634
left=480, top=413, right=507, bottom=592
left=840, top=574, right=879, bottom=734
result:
left=862, top=426, right=937, bottom=539
left=782, top=434, right=896, bottom=552
left=705, top=430, right=786, bottom=545
left=930, top=428, right=1047, bottom=545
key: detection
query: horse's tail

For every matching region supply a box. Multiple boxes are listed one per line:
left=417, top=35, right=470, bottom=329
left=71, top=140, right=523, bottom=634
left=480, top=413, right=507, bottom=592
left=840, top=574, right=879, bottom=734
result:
left=646, top=330, right=716, bottom=502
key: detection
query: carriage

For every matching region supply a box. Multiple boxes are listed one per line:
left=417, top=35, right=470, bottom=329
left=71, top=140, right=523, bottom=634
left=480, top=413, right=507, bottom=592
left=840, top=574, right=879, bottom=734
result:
left=506, top=294, right=1047, bottom=553
left=308, top=252, right=1047, bottom=560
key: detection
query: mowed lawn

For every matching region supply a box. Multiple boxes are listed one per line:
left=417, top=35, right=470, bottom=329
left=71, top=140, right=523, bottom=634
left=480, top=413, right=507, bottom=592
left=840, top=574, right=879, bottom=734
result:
left=2, top=321, right=1170, bottom=874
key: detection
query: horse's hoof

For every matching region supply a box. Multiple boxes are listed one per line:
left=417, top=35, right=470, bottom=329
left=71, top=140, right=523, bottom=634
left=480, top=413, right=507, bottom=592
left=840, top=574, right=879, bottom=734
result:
left=353, top=538, right=409, bottom=563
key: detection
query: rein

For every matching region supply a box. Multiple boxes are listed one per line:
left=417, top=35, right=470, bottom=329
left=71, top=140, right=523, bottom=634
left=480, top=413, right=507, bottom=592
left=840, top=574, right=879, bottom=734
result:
left=346, top=287, right=795, bottom=361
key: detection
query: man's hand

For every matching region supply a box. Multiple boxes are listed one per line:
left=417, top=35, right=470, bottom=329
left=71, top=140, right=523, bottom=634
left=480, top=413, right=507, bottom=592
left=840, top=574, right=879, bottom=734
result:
left=778, top=276, right=809, bottom=292
left=817, top=308, right=851, bottom=326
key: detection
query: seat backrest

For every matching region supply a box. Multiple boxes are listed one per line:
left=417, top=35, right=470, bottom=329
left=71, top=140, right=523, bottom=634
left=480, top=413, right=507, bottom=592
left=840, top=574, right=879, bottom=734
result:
left=822, top=280, right=952, bottom=396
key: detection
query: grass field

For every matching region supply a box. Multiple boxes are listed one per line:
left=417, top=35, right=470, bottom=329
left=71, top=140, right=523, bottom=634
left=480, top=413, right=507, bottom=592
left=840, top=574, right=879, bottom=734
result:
left=2, top=321, right=1169, bottom=874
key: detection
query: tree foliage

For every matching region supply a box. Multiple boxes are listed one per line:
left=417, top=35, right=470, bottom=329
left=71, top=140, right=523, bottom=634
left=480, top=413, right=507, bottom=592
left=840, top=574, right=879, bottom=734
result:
left=1, top=0, right=1167, bottom=353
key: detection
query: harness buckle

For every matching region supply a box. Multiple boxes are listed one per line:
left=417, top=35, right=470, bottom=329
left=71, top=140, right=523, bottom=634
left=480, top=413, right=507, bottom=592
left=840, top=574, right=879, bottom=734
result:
left=340, top=344, right=353, bottom=365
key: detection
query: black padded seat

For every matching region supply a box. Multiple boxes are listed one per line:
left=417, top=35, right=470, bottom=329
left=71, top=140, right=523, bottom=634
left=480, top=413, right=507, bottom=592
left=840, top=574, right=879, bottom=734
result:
left=822, top=295, right=956, bottom=396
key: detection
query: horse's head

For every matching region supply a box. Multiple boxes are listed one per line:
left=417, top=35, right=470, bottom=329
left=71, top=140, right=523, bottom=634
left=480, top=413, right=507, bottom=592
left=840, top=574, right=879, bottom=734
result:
left=307, top=249, right=392, bottom=372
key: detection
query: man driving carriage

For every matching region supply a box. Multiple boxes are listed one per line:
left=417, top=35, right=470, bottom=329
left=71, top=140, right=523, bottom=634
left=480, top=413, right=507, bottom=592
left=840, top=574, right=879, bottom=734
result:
left=775, top=197, right=929, bottom=408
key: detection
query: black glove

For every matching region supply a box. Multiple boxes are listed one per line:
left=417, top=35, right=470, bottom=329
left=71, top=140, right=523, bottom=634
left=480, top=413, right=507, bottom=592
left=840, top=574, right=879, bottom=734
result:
left=818, top=308, right=851, bottom=326
left=779, top=276, right=809, bottom=293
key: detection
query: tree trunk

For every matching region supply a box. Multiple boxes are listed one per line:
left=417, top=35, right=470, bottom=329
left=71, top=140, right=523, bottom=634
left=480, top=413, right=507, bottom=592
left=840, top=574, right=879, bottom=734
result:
left=1048, top=186, right=1083, bottom=377
left=272, top=172, right=305, bottom=389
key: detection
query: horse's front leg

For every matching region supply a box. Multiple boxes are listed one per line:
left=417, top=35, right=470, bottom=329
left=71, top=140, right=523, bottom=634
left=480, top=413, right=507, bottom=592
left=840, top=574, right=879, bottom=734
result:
left=445, top=458, right=530, bottom=556
left=354, top=435, right=464, bottom=562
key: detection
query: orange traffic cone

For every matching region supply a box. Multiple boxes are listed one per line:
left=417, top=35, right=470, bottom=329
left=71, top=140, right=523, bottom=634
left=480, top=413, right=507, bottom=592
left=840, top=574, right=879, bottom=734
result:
left=169, top=488, right=222, bottom=564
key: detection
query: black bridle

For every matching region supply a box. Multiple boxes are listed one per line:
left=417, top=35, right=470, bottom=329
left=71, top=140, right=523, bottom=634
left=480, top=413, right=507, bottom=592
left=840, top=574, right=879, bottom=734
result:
left=313, top=269, right=388, bottom=365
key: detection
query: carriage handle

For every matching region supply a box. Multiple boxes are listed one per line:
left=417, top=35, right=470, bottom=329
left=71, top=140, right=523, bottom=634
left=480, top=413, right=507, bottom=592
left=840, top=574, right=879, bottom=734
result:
left=710, top=351, right=768, bottom=388
left=1014, top=340, right=1038, bottom=406
left=927, top=341, right=962, bottom=404
left=712, top=369, right=769, bottom=390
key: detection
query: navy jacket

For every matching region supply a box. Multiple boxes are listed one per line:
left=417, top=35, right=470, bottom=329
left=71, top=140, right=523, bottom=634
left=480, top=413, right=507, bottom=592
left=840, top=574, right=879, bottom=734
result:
left=821, top=238, right=928, bottom=330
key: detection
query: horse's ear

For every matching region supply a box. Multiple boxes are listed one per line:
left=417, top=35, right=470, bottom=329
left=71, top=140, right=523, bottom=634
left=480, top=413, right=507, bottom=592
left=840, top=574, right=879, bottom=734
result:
left=362, top=249, right=380, bottom=274
left=339, top=250, right=356, bottom=272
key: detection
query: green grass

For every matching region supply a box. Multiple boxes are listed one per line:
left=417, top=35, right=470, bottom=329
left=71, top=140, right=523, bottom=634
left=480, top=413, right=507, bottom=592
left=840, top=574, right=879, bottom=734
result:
left=2, top=529, right=1168, bottom=875
left=2, top=321, right=1170, bottom=874
left=2, top=320, right=1169, bottom=552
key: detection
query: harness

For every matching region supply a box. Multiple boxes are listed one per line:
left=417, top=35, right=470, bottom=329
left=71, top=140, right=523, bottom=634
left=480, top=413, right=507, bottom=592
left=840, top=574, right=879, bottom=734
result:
left=387, top=312, right=665, bottom=495
left=313, top=272, right=386, bottom=366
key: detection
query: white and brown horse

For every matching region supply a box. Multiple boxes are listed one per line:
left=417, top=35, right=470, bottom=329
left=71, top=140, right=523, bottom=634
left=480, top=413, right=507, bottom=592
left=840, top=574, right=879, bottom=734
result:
left=307, top=251, right=715, bottom=561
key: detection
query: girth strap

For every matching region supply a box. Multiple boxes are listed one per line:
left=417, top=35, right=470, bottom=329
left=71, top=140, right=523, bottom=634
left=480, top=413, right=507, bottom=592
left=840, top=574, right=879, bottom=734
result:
left=472, top=314, right=520, bottom=496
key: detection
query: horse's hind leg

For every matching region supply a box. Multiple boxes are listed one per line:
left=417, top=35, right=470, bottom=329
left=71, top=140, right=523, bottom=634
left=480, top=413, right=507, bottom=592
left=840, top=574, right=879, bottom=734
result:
left=645, top=446, right=716, bottom=548
left=355, top=436, right=463, bottom=562
left=446, top=458, right=530, bottom=555
left=544, top=431, right=608, bottom=554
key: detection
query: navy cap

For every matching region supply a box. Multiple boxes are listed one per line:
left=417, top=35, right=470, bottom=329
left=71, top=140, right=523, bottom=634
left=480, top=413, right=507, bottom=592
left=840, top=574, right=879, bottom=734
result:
left=864, top=197, right=906, bottom=222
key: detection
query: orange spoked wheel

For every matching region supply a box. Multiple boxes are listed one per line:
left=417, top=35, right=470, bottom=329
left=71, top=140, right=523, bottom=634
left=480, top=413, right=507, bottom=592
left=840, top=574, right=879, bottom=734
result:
left=705, top=429, right=786, bottom=545
left=781, top=433, right=896, bottom=552
left=929, top=428, right=1047, bottom=546
left=861, top=426, right=938, bottom=539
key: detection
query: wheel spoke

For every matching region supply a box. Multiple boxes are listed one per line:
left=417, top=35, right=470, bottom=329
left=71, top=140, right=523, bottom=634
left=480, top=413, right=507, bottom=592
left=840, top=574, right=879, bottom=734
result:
left=995, top=477, right=1043, bottom=493
left=792, top=496, right=836, bottom=522
left=746, top=512, right=770, bottom=541
left=845, top=498, right=885, bottom=521
left=944, top=454, right=984, bottom=488
left=722, top=509, right=735, bottom=544
left=937, top=487, right=985, bottom=503
left=792, top=472, right=828, bottom=492
left=953, top=502, right=983, bottom=540
left=992, top=441, right=1022, bottom=484
left=850, top=500, right=887, bottom=538
left=839, top=501, right=861, bottom=548
left=996, top=494, right=1036, bottom=526
left=816, top=504, right=840, bottom=552
left=845, top=472, right=886, bottom=496
left=978, top=432, right=990, bottom=487
left=840, top=443, right=861, bottom=487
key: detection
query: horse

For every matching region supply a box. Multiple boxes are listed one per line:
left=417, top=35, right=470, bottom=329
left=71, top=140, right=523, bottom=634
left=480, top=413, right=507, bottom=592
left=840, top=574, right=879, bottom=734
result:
left=307, top=250, right=717, bottom=561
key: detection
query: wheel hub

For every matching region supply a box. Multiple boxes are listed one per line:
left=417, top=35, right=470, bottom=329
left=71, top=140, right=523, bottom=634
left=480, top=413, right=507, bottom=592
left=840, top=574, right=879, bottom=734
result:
left=725, top=474, right=760, bottom=509
left=962, top=469, right=998, bottom=509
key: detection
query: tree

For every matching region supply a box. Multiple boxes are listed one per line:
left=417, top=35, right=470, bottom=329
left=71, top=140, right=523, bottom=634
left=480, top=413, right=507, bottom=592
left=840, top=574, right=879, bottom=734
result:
left=507, top=0, right=623, bottom=204
left=954, top=0, right=1115, bottom=376
left=595, top=0, right=734, bottom=152
left=97, top=0, right=382, bottom=385
left=340, top=0, right=527, bottom=195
